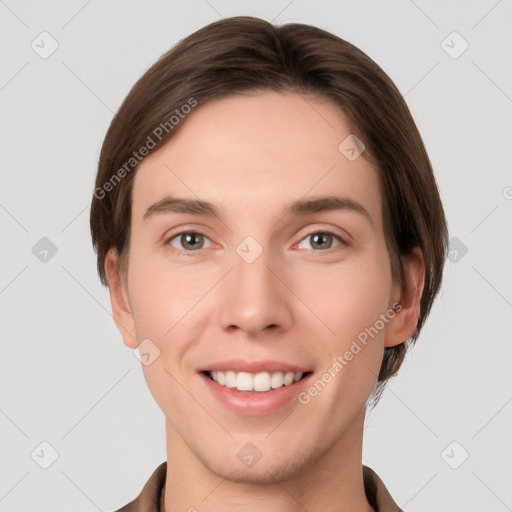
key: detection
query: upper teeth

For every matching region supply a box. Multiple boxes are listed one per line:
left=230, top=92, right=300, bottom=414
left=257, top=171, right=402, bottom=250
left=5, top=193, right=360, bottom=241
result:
left=209, top=370, right=303, bottom=392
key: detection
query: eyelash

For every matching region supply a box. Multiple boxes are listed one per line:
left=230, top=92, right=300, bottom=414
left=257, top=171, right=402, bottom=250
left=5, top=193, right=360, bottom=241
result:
left=165, top=229, right=348, bottom=256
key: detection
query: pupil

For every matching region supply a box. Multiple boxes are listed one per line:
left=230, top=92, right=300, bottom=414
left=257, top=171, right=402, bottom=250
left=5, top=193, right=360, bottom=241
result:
left=183, top=233, right=202, bottom=250
left=312, top=233, right=331, bottom=250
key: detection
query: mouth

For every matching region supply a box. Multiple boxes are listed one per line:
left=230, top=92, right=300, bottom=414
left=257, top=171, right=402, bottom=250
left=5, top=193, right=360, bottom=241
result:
left=200, top=369, right=313, bottom=393
left=197, top=359, right=314, bottom=415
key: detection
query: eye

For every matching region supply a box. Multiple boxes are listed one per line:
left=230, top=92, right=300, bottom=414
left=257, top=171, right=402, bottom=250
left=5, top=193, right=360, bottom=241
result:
left=167, top=231, right=212, bottom=253
left=296, top=231, right=345, bottom=251
left=165, top=229, right=346, bottom=255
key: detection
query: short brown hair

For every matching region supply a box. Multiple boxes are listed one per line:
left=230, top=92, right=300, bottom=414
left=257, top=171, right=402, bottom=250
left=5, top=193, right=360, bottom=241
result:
left=90, top=16, right=448, bottom=407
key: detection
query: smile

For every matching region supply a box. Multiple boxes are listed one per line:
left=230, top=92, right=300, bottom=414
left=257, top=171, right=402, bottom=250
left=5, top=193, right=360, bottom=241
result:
left=204, top=370, right=310, bottom=392
left=199, top=369, right=314, bottom=416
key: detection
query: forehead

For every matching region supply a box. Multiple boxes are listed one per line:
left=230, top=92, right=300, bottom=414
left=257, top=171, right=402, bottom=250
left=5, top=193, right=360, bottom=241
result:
left=132, top=91, right=383, bottom=230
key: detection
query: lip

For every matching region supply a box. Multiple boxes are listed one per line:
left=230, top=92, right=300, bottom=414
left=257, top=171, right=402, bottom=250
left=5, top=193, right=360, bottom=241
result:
left=199, top=370, right=313, bottom=416
left=198, top=359, right=311, bottom=374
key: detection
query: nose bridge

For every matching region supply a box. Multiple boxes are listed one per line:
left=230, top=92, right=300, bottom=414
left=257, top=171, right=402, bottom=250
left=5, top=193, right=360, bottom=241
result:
left=217, top=239, right=292, bottom=335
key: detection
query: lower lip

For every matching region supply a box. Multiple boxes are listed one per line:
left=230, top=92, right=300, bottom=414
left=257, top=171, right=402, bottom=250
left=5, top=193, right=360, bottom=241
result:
left=199, top=372, right=312, bottom=416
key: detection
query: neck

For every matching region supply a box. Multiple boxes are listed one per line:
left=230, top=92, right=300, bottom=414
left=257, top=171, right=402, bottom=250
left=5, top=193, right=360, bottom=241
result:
left=161, top=406, right=374, bottom=512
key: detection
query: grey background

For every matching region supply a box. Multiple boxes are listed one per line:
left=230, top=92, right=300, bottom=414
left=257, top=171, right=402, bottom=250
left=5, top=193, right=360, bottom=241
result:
left=1, top=0, right=511, bottom=510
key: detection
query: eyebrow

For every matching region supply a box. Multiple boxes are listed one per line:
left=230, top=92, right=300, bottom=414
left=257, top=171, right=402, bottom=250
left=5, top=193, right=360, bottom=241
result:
left=143, top=194, right=374, bottom=228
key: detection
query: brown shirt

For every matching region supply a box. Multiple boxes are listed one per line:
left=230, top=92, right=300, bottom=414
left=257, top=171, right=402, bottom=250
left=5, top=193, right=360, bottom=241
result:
left=114, top=462, right=404, bottom=512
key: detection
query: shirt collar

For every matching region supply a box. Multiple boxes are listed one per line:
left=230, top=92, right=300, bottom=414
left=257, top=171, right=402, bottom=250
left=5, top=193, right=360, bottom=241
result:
left=117, top=461, right=403, bottom=512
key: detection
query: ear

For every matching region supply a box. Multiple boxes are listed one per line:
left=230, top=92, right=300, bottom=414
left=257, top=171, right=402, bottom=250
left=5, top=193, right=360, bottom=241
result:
left=104, top=248, right=139, bottom=349
left=384, top=247, right=425, bottom=348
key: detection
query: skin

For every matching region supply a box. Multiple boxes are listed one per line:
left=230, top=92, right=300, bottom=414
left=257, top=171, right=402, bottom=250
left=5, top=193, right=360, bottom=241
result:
left=105, top=91, right=425, bottom=512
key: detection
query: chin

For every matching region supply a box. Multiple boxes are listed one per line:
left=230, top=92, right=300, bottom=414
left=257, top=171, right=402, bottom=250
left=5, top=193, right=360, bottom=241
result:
left=207, top=459, right=302, bottom=485
left=199, top=442, right=320, bottom=485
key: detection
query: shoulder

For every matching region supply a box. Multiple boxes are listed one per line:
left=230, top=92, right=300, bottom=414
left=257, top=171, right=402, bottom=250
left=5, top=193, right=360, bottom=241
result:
left=363, top=465, right=404, bottom=512
left=112, top=461, right=167, bottom=512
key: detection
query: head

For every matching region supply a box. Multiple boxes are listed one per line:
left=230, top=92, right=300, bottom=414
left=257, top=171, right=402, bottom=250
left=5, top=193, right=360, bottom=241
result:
left=90, top=16, right=448, bottom=481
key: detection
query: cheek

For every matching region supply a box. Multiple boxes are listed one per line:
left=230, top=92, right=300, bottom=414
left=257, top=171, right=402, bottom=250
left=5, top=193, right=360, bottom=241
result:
left=128, top=256, right=192, bottom=330
left=127, top=255, right=217, bottom=361
left=308, top=259, right=391, bottom=403
left=127, top=260, right=209, bottom=417
left=292, top=250, right=393, bottom=345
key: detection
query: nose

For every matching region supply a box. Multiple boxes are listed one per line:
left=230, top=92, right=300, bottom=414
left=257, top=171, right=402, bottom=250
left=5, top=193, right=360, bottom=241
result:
left=217, top=246, right=294, bottom=337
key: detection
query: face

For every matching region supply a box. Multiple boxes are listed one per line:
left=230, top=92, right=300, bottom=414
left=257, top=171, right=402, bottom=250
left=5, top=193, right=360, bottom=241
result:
left=109, top=91, right=415, bottom=484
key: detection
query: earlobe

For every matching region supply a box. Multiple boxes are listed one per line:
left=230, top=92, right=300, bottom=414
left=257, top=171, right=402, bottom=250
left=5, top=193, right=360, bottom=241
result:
left=104, top=248, right=138, bottom=349
left=384, top=247, right=425, bottom=348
